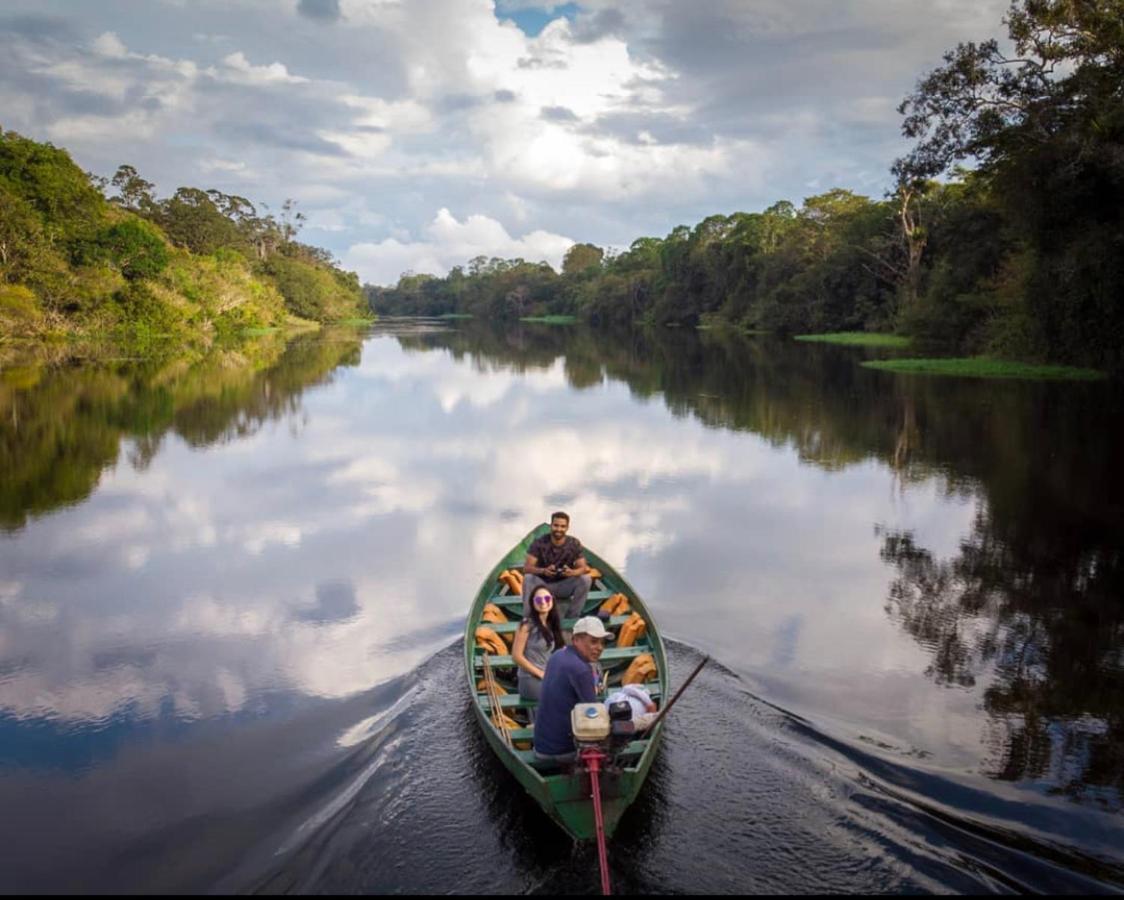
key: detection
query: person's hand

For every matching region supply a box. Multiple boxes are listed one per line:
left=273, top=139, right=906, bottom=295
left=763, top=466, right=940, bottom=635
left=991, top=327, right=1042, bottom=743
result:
left=558, top=565, right=572, bottom=577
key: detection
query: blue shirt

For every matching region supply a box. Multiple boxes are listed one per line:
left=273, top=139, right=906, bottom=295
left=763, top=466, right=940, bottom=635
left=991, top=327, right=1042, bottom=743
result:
left=533, top=645, right=598, bottom=755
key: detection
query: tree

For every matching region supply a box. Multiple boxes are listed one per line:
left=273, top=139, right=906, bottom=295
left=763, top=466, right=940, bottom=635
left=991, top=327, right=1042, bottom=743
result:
left=895, top=0, right=1124, bottom=370
left=562, top=242, right=604, bottom=275
left=110, top=164, right=157, bottom=214
left=157, top=187, right=241, bottom=254
left=895, top=0, right=1124, bottom=181
left=91, top=219, right=169, bottom=280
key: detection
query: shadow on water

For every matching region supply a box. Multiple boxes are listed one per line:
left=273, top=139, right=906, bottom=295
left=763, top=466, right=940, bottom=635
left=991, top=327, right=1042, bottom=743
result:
left=244, top=641, right=1124, bottom=895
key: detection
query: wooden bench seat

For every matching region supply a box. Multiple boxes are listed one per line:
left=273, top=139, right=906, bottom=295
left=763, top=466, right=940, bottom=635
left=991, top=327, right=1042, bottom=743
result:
left=473, top=644, right=651, bottom=670
left=482, top=615, right=633, bottom=635
left=489, top=589, right=616, bottom=611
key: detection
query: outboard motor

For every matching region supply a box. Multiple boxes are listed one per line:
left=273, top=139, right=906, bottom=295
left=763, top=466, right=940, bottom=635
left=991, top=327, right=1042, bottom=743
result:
left=607, top=700, right=635, bottom=747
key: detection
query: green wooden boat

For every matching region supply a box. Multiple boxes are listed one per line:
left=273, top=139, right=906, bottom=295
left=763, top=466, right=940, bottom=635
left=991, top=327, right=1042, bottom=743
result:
left=465, top=523, right=669, bottom=841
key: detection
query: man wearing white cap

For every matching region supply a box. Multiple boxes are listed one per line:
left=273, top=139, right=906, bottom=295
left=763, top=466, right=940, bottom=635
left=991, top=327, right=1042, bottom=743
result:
left=532, top=617, right=613, bottom=762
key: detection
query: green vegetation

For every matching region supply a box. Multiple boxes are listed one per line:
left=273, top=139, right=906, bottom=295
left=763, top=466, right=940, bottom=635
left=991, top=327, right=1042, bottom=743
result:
left=520, top=315, right=577, bottom=324
left=0, top=129, right=370, bottom=346
left=861, top=357, right=1106, bottom=381
left=370, top=2, right=1124, bottom=377
left=795, top=332, right=911, bottom=347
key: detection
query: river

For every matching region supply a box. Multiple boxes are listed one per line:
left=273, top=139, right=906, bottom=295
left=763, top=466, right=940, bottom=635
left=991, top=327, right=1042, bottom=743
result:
left=1, top=320, right=1121, bottom=892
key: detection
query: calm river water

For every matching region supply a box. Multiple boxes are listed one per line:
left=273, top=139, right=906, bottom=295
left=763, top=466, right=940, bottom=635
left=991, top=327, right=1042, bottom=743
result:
left=1, top=321, right=1122, bottom=893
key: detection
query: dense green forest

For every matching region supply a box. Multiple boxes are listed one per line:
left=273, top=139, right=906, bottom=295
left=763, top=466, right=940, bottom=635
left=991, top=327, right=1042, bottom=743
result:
left=370, top=1, right=1124, bottom=375
left=0, top=129, right=370, bottom=344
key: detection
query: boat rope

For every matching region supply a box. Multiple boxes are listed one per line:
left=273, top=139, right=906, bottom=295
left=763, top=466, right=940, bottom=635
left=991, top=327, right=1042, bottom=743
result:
left=580, top=747, right=612, bottom=896
left=482, top=654, right=513, bottom=749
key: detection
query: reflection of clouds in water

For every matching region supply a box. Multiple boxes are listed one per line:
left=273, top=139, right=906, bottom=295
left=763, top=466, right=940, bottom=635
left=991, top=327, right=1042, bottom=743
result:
left=0, top=333, right=983, bottom=737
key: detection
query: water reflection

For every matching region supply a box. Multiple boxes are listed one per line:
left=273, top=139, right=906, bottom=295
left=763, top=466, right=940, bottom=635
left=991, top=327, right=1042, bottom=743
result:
left=396, top=319, right=1124, bottom=809
left=881, top=519, right=1124, bottom=808
left=0, top=332, right=362, bottom=531
left=1, top=318, right=1122, bottom=890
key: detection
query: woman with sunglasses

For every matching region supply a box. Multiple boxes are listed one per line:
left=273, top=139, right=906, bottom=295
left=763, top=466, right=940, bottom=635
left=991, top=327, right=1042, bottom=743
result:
left=512, top=586, right=565, bottom=702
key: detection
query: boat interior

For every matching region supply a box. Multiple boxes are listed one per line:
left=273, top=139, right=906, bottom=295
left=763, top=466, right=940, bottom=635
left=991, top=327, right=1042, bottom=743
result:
left=472, top=567, right=662, bottom=772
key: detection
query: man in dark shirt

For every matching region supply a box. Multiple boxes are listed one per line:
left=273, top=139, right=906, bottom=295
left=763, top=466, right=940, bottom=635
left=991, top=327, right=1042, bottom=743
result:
left=533, top=616, right=612, bottom=760
left=522, top=511, right=592, bottom=618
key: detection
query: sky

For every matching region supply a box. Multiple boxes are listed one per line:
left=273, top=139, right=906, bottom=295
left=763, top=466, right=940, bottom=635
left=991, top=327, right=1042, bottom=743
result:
left=0, top=0, right=1010, bottom=285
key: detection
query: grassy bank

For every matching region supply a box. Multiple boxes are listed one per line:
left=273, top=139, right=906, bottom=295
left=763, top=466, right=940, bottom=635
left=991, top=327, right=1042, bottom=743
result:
left=861, top=357, right=1106, bottom=381
left=795, top=332, right=911, bottom=347
left=520, top=315, right=577, bottom=324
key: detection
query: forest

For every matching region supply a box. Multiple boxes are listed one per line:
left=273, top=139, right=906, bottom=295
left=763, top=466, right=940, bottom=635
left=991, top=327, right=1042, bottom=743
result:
left=370, top=1, right=1124, bottom=375
left=0, top=130, right=370, bottom=344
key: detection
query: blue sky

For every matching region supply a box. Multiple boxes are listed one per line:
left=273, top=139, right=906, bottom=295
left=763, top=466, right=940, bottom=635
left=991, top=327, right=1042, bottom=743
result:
left=498, top=2, right=581, bottom=36
left=0, top=0, right=1009, bottom=284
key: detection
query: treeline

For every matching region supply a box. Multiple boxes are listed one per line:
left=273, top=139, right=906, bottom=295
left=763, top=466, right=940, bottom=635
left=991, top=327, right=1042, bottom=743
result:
left=0, top=128, right=369, bottom=342
left=370, top=1, right=1124, bottom=375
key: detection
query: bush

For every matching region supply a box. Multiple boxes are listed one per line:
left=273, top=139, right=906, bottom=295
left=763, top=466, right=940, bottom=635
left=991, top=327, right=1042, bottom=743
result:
left=113, top=281, right=186, bottom=336
left=81, top=218, right=169, bottom=280
left=0, top=284, right=44, bottom=334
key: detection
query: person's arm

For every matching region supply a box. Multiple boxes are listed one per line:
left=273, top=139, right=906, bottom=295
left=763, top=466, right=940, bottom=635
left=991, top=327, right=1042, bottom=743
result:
left=524, top=545, right=553, bottom=578
left=568, top=657, right=598, bottom=703
left=560, top=541, right=590, bottom=577
left=512, top=622, right=545, bottom=679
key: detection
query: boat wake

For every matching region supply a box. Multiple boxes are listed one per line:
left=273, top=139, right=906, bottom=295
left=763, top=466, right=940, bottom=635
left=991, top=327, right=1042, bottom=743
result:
left=233, top=639, right=1124, bottom=894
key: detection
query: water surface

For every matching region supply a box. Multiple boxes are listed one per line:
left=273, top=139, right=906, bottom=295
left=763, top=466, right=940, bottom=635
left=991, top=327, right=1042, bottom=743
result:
left=1, top=321, right=1121, bottom=892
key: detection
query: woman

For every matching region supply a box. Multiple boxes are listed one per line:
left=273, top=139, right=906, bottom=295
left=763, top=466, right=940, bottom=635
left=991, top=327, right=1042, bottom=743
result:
left=512, top=585, right=565, bottom=702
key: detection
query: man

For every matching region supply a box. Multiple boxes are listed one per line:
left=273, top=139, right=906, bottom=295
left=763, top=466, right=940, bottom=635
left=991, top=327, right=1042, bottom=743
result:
left=522, top=511, right=592, bottom=618
left=533, top=616, right=613, bottom=762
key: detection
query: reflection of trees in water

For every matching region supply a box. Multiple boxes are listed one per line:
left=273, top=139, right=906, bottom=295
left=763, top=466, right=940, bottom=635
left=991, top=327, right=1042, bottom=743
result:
left=401, top=320, right=1124, bottom=805
left=0, top=331, right=362, bottom=531
left=880, top=520, right=1124, bottom=807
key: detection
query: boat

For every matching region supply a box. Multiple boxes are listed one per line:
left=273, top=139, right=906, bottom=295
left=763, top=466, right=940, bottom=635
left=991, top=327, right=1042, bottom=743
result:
left=465, top=523, right=669, bottom=841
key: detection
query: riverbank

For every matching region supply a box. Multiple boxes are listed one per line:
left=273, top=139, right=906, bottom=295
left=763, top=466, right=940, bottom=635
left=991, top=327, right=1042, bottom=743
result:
left=0, top=129, right=371, bottom=348
left=794, top=332, right=911, bottom=348
left=861, top=357, right=1107, bottom=381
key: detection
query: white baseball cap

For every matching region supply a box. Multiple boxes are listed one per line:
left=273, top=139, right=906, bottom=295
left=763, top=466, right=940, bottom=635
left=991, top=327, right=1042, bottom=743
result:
left=572, top=616, right=614, bottom=640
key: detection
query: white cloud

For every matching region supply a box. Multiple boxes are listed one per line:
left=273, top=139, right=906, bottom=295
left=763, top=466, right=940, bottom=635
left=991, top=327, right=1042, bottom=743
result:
left=1, top=0, right=1016, bottom=281
left=344, top=207, right=574, bottom=284
left=219, top=51, right=309, bottom=85
left=91, top=31, right=128, bottom=59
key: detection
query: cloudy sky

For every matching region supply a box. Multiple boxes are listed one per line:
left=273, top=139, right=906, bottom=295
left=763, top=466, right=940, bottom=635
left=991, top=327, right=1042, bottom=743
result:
left=0, top=0, right=1009, bottom=284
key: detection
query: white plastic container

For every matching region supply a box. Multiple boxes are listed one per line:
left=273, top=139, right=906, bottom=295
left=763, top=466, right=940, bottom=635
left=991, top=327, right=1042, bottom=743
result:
left=571, top=703, right=610, bottom=742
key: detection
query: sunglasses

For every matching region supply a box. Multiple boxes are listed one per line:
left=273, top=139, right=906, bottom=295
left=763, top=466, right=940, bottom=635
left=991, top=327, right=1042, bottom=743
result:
left=532, top=594, right=554, bottom=606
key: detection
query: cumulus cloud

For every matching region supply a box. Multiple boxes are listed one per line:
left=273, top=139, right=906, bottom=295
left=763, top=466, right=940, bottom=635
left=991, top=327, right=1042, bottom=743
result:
left=0, top=0, right=1014, bottom=281
left=344, top=207, right=574, bottom=285
left=218, top=51, right=309, bottom=85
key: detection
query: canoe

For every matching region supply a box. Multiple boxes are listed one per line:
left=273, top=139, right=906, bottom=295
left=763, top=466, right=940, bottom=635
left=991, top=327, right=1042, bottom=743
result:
left=465, top=523, right=669, bottom=841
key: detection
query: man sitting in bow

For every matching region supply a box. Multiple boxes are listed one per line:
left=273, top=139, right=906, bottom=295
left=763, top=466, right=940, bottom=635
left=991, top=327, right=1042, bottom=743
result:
left=521, top=511, right=592, bottom=619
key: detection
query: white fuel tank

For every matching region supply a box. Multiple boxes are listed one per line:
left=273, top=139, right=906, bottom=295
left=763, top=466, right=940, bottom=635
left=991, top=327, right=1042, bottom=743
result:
left=571, top=702, right=610, bottom=742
